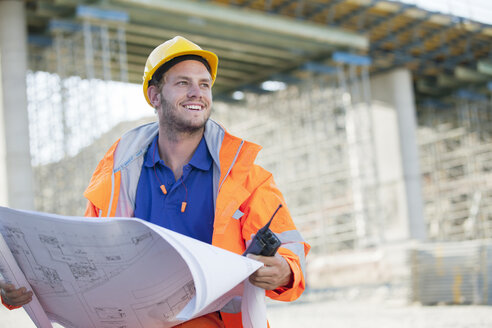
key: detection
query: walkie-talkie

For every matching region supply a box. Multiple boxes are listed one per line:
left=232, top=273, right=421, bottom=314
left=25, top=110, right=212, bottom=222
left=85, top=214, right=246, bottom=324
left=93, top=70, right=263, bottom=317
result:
left=243, top=204, right=282, bottom=256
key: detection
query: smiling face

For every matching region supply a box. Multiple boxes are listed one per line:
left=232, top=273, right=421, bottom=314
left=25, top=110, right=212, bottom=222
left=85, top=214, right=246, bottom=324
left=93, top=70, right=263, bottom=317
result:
left=150, top=59, right=213, bottom=136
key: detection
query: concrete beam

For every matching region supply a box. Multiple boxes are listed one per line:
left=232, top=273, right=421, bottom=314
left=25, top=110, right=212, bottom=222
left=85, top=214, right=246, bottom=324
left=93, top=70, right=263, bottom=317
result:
left=455, top=66, right=490, bottom=82
left=121, top=7, right=334, bottom=52
left=437, top=74, right=463, bottom=88
left=123, top=22, right=300, bottom=60
left=111, top=0, right=369, bottom=50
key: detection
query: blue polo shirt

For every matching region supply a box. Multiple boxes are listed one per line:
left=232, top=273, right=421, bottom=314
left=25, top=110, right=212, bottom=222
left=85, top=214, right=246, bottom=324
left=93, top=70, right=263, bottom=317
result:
left=134, top=134, right=215, bottom=244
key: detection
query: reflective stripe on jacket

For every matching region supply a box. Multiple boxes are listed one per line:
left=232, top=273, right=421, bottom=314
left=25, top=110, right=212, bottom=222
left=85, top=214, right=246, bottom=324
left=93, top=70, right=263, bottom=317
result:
left=84, top=119, right=310, bottom=328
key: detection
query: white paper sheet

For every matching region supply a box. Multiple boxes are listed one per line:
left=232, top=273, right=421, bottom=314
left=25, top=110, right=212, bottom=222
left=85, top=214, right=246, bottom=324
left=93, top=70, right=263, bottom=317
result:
left=0, top=233, right=53, bottom=328
left=242, top=280, right=268, bottom=328
left=0, top=206, right=265, bottom=328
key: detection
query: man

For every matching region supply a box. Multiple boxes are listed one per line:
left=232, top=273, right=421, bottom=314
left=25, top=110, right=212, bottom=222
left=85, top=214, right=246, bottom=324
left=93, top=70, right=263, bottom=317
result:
left=1, top=36, right=310, bottom=327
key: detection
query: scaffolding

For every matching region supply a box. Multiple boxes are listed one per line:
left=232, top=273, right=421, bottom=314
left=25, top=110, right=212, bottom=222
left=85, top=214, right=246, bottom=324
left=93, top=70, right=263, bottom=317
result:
left=214, top=55, right=381, bottom=255
left=414, top=87, right=492, bottom=308
left=26, top=7, right=138, bottom=215
left=417, top=91, right=492, bottom=241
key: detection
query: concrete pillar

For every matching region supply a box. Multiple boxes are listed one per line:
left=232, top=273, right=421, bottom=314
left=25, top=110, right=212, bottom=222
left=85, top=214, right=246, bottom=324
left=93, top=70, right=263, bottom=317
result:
left=371, top=68, right=427, bottom=241
left=0, top=0, right=34, bottom=210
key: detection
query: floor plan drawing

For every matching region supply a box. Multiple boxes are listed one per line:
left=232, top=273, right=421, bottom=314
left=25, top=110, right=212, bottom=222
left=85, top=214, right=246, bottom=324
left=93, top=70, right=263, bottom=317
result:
left=0, top=207, right=265, bottom=328
left=2, top=223, right=156, bottom=297
left=95, top=306, right=126, bottom=320
left=131, top=280, right=196, bottom=327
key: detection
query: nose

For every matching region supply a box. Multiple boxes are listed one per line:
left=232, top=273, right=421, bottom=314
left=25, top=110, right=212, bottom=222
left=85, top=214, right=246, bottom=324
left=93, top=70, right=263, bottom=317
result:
left=187, top=82, right=201, bottom=98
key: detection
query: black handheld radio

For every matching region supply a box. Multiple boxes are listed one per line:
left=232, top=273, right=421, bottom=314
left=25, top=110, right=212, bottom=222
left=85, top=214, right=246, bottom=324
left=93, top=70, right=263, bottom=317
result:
left=243, top=204, right=282, bottom=257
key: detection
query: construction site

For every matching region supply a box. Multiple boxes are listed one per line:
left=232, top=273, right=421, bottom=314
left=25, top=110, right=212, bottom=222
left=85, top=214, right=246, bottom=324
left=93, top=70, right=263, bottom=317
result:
left=1, top=0, right=492, bottom=327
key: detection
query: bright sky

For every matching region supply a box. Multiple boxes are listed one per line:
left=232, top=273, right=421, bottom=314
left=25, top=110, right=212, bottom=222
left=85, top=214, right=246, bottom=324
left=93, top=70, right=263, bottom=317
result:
left=395, top=0, right=492, bottom=25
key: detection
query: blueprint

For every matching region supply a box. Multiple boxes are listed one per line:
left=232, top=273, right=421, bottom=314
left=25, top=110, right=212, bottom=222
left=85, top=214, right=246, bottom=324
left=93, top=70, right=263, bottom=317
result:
left=0, top=232, right=52, bottom=328
left=0, top=206, right=264, bottom=328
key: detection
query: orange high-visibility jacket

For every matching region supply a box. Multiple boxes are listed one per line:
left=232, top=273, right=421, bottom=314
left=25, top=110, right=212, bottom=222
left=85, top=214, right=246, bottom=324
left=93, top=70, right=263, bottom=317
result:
left=84, top=119, right=310, bottom=328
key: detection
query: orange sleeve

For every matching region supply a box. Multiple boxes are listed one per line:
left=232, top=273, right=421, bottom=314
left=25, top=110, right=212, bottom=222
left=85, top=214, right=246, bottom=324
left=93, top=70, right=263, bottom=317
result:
left=266, top=247, right=306, bottom=301
left=241, top=166, right=310, bottom=302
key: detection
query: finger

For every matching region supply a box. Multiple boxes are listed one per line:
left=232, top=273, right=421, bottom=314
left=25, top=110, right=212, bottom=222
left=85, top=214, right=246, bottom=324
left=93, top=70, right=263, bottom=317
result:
left=251, top=266, right=278, bottom=279
left=249, top=275, right=274, bottom=286
left=249, top=268, right=278, bottom=283
left=4, top=287, right=32, bottom=301
left=0, top=282, right=16, bottom=292
left=255, top=254, right=285, bottom=266
left=247, top=254, right=271, bottom=262
left=248, top=276, right=276, bottom=290
left=5, top=287, right=28, bottom=298
left=10, top=293, right=33, bottom=306
left=246, top=255, right=281, bottom=270
left=4, top=289, right=33, bottom=306
left=246, top=254, right=262, bottom=262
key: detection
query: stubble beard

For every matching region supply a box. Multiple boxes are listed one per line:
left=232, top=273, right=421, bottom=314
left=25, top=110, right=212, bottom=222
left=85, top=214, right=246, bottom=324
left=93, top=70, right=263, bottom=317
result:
left=158, top=94, right=211, bottom=140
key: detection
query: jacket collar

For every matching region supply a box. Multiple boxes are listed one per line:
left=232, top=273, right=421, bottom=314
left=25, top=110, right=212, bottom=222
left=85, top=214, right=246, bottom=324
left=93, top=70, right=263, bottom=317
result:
left=84, top=119, right=262, bottom=215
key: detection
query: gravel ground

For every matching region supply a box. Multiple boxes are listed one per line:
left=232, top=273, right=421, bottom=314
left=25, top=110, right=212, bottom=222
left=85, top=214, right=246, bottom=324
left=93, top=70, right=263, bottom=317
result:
left=267, top=299, right=492, bottom=328
left=2, top=299, right=491, bottom=328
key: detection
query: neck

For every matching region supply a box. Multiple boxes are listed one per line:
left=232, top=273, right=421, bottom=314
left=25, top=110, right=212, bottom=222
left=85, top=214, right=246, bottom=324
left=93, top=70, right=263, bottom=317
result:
left=157, top=127, right=204, bottom=180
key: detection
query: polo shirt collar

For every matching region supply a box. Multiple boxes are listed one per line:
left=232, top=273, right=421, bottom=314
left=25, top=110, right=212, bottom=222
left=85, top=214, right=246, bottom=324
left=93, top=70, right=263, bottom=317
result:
left=189, top=136, right=213, bottom=171
left=143, top=135, right=161, bottom=168
left=143, top=134, right=212, bottom=171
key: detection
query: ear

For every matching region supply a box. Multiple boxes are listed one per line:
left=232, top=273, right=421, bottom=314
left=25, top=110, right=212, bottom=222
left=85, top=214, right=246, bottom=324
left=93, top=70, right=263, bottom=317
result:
left=147, top=85, right=161, bottom=108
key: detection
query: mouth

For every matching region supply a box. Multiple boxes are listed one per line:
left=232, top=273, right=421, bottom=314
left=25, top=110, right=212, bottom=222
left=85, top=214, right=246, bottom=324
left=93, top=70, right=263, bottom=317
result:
left=183, top=104, right=205, bottom=111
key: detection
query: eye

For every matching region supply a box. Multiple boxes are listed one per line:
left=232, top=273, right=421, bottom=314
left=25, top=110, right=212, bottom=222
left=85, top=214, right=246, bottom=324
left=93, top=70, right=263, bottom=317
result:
left=200, top=82, right=211, bottom=89
left=177, top=80, right=188, bottom=86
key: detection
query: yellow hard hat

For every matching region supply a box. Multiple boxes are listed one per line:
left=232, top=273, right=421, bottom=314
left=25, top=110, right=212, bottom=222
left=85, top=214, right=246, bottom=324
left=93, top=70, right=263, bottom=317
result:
left=142, top=36, right=218, bottom=106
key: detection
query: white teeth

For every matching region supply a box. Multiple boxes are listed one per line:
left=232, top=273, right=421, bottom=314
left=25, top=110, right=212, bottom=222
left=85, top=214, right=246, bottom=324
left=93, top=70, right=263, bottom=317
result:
left=185, top=105, right=202, bottom=110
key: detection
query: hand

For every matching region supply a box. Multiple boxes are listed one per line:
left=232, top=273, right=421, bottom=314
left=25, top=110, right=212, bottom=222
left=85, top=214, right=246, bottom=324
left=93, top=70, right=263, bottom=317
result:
left=0, top=282, right=33, bottom=307
left=247, top=253, right=292, bottom=290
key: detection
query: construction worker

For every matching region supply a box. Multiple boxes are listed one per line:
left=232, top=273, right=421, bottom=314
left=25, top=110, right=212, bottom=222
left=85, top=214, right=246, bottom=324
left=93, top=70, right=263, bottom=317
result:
left=1, top=36, right=310, bottom=327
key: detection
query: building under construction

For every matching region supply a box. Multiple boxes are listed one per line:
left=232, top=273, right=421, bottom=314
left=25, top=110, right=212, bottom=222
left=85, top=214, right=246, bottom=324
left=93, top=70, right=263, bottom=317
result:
left=1, top=0, right=492, bottom=310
